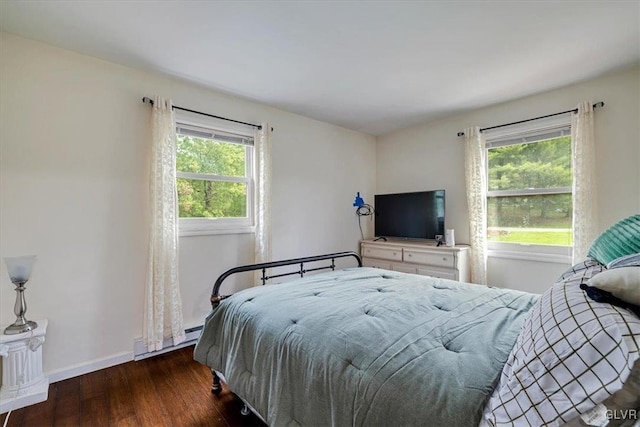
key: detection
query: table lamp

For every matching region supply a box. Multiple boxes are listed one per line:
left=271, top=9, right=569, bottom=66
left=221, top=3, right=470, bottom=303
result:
left=4, top=255, right=38, bottom=335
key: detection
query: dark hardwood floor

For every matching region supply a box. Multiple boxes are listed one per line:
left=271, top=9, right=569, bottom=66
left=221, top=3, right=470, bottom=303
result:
left=0, top=345, right=266, bottom=427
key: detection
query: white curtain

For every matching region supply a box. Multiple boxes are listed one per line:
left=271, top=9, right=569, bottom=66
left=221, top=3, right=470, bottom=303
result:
left=254, top=123, right=272, bottom=283
left=571, top=101, right=598, bottom=263
left=144, top=96, right=185, bottom=352
left=464, top=127, right=488, bottom=285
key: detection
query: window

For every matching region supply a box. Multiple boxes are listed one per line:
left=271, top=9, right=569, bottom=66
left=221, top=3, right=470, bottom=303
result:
left=176, top=123, right=254, bottom=236
left=485, top=119, right=572, bottom=252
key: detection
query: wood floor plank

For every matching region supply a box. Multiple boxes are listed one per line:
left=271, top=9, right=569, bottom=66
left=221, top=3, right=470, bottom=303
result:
left=179, top=350, right=266, bottom=426
left=0, top=403, right=25, bottom=427
left=52, top=376, right=81, bottom=426
left=1, top=345, right=267, bottom=427
left=80, top=369, right=110, bottom=426
left=121, top=355, right=173, bottom=427
left=172, top=347, right=230, bottom=426
left=105, top=363, right=139, bottom=426
left=80, top=367, right=106, bottom=400
left=143, top=353, right=201, bottom=426
left=30, top=382, right=56, bottom=426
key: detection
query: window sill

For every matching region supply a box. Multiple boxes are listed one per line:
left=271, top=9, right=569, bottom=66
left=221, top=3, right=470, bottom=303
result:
left=179, top=218, right=255, bottom=237
left=179, top=227, right=255, bottom=237
left=487, top=242, right=572, bottom=264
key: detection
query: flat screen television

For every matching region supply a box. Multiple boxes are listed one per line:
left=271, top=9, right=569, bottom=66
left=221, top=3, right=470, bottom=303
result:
left=374, top=190, right=445, bottom=240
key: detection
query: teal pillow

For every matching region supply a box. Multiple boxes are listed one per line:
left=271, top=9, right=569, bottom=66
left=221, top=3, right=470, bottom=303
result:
left=588, top=214, right=640, bottom=265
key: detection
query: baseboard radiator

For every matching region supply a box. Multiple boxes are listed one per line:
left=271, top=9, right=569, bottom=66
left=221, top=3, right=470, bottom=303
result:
left=133, top=325, right=203, bottom=361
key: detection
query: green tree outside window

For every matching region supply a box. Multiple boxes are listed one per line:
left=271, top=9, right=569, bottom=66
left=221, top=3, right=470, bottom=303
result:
left=487, top=136, right=573, bottom=246
left=176, top=135, right=248, bottom=218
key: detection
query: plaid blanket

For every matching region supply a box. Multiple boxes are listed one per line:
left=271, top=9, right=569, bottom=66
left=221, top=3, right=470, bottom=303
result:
left=481, top=259, right=640, bottom=426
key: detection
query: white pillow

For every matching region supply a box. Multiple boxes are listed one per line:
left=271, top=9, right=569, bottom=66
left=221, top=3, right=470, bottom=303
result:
left=587, top=267, right=640, bottom=306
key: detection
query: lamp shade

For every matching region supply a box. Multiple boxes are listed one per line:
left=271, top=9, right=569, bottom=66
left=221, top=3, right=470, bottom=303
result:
left=4, top=255, right=37, bottom=283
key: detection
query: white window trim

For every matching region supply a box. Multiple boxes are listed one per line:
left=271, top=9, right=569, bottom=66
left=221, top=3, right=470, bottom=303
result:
left=487, top=241, right=572, bottom=264
left=175, top=113, right=255, bottom=237
left=176, top=171, right=250, bottom=184
left=484, top=114, right=573, bottom=261
left=487, top=187, right=572, bottom=197
left=179, top=218, right=255, bottom=236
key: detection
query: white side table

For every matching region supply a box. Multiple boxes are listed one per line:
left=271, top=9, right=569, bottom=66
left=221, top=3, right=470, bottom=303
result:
left=0, top=319, right=48, bottom=414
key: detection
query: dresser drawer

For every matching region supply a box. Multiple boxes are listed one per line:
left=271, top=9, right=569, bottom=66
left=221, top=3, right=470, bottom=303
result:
left=391, top=263, right=418, bottom=274
left=416, top=267, right=457, bottom=280
left=361, top=245, right=402, bottom=262
left=362, top=258, right=393, bottom=270
left=403, top=250, right=455, bottom=268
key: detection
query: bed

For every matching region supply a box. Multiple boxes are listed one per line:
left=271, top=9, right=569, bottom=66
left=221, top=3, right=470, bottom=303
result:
left=194, top=235, right=640, bottom=426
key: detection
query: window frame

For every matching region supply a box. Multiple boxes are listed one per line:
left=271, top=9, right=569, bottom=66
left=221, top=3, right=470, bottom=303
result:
left=175, top=118, right=255, bottom=237
left=484, top=115, right=573, bottom=263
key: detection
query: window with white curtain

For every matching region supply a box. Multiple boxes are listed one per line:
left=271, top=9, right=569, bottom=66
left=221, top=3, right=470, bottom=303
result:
left=485, top=115, right=572, bottom=262
left=175, top=122, right=255, bottom=236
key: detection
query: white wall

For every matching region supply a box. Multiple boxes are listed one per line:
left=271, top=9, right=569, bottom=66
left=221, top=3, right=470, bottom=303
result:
left=0, top=32, right=376, bottom=377
left=377, top=65, right=640, bottom=293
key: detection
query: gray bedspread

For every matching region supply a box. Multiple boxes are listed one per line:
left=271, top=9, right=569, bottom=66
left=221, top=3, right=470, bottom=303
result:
left=194, top=267, right=538, bottom=426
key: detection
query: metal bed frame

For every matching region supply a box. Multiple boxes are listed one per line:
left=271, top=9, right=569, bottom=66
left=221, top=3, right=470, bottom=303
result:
left=207, top=251, right=362, bottom=395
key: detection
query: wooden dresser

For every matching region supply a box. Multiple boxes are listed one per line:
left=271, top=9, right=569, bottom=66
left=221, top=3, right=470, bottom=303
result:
left=360, top=239, right=471, bottom=283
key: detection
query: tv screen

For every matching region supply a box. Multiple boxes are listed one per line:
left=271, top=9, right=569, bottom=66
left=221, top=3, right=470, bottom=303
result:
left=374, top=190, right=445, bottom=240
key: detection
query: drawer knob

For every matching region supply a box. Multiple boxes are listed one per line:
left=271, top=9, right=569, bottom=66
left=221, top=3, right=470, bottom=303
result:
left=408, top=254, right=412, bottom=257
left=443, top=257, right=447, bottom=261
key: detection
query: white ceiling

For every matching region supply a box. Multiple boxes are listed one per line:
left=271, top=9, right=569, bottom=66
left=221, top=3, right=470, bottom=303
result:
left=1, top=1, right=638, bottom=135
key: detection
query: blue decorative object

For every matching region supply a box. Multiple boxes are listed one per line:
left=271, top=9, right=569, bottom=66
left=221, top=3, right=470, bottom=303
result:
left=353, top=192, right=365, bottom=207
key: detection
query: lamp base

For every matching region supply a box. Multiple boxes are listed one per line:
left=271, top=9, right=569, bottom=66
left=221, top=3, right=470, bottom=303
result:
left=4, top=320, right=38, bottom=335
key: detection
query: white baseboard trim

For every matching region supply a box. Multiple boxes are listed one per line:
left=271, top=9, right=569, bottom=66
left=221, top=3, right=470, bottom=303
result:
left=133, top=324, right=203, bottom=361
left=45, top=325, right=204, bottom=383
left=47, top=351, right=134, bottom=384
left=133, top=338, right=198, bottom=361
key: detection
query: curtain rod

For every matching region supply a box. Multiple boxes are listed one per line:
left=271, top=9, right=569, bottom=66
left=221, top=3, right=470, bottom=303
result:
left=142, top=97, right=269, bottom=131
left=456, top=101, right=604, bottom=137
